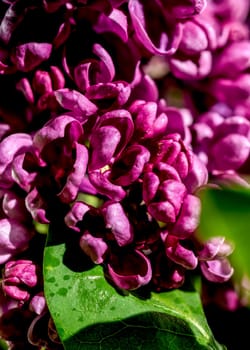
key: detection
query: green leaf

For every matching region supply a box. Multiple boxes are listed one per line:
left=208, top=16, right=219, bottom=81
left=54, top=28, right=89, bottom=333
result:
left=198, top=186, right=250, bottom=278
left=0, top=339, right=8, bottom=350
left=44, top=227, right=225, bottom=350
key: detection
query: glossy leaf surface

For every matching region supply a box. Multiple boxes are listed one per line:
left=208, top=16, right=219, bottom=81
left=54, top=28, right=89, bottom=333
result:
left=43, top=227, right=225, bottom=350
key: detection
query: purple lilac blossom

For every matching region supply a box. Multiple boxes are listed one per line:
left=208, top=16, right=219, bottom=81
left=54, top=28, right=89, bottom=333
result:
left=0, top=0, right=249, bottom=346
left=2, top=260, right=38, bottom=303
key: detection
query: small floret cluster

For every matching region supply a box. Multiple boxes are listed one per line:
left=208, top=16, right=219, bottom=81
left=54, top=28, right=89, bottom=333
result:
left=0, top=0, right=249, bottom=348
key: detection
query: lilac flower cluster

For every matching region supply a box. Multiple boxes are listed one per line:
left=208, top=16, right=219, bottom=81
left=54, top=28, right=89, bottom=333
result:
left=0, top=0, right=249, bottom=348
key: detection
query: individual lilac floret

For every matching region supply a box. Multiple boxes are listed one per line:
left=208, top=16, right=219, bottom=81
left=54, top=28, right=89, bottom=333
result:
left=128, top=0, right=182, bottom=56
left=80, top=232, right=108, bottom=265
left=102, top=202, right=134, bottom=246
left=167, top=16, right=213, bottom=80
left=0, top=219, right=34, bottom=265
left=1, top=190, right=31, bottom=223
left=192, top=111, right=250, bottom=173
left=16, top=66, right=66, bottom=114
left=107, top=249, right=152, bottom=290
left=0, top=133, right=33, bottom=189
left=164, top=234, right=198, bottom=270
left=2, top=260, right=38, bottom=303
left=198, top=237, right=234, bottom=283
left=29, top=292, right=47, bottom=316
left=25, top=116, right=89, bottom=221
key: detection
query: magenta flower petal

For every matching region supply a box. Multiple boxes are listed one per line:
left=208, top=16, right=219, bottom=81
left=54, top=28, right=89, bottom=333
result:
left=128, top=0, right=182, bottom=55
left=25, top=188, right=49, bottom=224
left=2, top=191, right=30, bottom=223
left=171, top=194, right=201, bottom=238
left=80, top=232, right=108, bottom=264
left=58, top=143, right=88, bottom=203
left=164, top=0, right=207, bottom=18
left=89, top=109, right=134, bottom=171
left=29, top=292, right=47, bottom=315
left=11, top=153, right=36, bottom=192
left=107, top=249, right=152, bottom=290
left=3, top=260, right=38, bottom=302
left=158, top=180, right=187, bottom=215
left=94, top=9, right=128, bottom=42
left=54, top=89, right=97, bottom=120
left=142, top=172, right=160, bottom=204
left=212, top=41, right=250, bottom=78
left=33, top=115, right=76, bottom=151
left=111, top=145, right=150, bottom=186
left=103, top=202, right=134, bottom=246
left=0, top=219, right=34, bottom=265
left=0, top=133, right=32, bottom=175
left=86, top=81, right=131, bottom=108
left=11, top=43, right=52, bottom=72
left=200, top=259, right=234, bottom=283
left=198, top=237, right=234, bottom=261
left=210, top=134, right=250, bottom=171
left=4, top=260, right=37, bottom=287
left=89, top=126, right=121, bottom=170
left=148, top=201, right=176, bottom=223
left=184, top=154, right=208, bottom=193
left=178, top=20, right=208, bottom=55
left=165, top=236, right=198, bottom=270
left=89, top=170, right=126, bottom=201
left=64, top=201, right=90, bottom=232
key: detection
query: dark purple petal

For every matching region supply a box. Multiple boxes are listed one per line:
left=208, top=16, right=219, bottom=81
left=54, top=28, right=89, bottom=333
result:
left=11, top=43, right=52, bottom=72
left=131, top=101, right=168, bottom=139
left=165, top=235, right=198, bottom=270
left=74, top=44, right=115, bottom=92
left=32, top=70, right=52, bottom=95
left=112, top=145, right=150, bottom=186
left=107, top=249, right=152, bottom=290
left=16, top=78, right=35, bottom=104
left=25, top=188, right=49, bottom=224
left=86, top=81, right=131, bottom=108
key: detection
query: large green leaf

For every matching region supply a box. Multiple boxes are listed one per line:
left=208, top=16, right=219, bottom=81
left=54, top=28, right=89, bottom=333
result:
left=43, top=227, right=225, bottom=350
left=198, top=186, right=250, bottom=278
